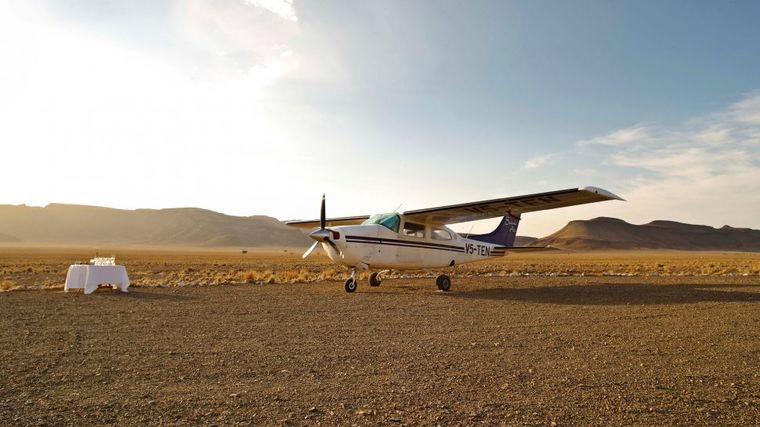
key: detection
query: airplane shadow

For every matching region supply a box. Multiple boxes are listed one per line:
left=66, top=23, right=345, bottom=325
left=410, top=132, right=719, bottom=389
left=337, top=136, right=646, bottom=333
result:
left=92, top=288, right=192, bottom=301
left=448, top=283, right=760, bottom=306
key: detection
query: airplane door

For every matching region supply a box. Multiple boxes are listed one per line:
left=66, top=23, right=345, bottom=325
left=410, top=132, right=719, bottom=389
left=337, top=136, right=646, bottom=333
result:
left=396, top=241, right=423, bottom=266
left=358, top=214, right=401, bottom=268
left=396, top=221, right=425, bottom=266
left=373, top=228, right=397, bottom=266
left=356, top=226, right=380, bottom=266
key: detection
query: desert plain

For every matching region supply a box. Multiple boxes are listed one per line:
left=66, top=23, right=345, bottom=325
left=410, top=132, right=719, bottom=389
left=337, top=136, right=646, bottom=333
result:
left=1, top=247, right=760, bottom=425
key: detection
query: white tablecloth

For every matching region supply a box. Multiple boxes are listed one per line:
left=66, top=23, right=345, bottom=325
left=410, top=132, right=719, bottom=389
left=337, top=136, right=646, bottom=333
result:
left=65, top=265, right=130, bottom=295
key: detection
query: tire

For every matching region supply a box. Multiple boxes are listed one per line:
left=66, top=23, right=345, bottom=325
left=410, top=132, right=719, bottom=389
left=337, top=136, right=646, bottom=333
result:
left=344, top=278, right=357, bottom=293
left=436, top=274, right=451, bottom=292
left=369, top=272, right=382, bottom=287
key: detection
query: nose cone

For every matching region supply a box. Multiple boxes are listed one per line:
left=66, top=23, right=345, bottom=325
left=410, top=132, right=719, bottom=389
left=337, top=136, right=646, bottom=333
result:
left=309, top=228, right=332, bottom=242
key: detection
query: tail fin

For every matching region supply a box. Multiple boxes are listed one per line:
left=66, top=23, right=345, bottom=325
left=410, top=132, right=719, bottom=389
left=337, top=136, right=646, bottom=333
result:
left=469, top=214, right=521, bottom=247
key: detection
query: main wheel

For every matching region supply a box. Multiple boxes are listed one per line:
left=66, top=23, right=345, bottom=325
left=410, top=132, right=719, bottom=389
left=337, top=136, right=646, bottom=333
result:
left=369, top=272, right=382, bottom=287
left=344, top=278, right=357, bottom=293
left=436, top=274, right=451, bottom=292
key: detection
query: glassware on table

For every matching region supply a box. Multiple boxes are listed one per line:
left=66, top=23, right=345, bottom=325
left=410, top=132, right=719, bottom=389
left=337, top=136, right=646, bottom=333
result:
left=90, top=256, right=116, bottom=266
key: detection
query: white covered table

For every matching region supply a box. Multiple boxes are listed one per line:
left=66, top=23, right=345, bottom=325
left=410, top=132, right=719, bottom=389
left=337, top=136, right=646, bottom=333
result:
left=65, top=265, right=130, bottom=295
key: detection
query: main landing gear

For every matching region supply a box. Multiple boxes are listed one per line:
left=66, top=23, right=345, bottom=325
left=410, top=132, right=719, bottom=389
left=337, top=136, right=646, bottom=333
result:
left=344, top=267, right=358, bottom=293
left=369, top=270, right=387, bottom=287
left=346, top=269, right=386, bottom=292
left=435, top=274, right=452, bottom=292
left=343, top=269, right=452, bottom=293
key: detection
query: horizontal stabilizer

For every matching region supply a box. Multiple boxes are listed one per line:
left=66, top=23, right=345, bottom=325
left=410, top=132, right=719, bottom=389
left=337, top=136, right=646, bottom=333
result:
left=504, top=246, right=558, bottom=252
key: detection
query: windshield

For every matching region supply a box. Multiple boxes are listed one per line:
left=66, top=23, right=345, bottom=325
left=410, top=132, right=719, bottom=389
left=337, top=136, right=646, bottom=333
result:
left=362, top=213, right=401, bottom=232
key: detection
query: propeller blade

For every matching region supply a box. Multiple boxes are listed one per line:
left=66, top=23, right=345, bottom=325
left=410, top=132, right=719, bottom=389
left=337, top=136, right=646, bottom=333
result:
left=302, top=241, right=319, bottom=259
left=325, top=238, right=342, bottom=256
left=320, top=194, right=326, bottom=230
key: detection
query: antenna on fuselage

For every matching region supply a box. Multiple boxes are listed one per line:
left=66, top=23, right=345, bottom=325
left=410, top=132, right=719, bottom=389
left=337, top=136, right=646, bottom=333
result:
left=463, top=223, right=476, bottom=239
left=393, top=203, right=403, bottom=213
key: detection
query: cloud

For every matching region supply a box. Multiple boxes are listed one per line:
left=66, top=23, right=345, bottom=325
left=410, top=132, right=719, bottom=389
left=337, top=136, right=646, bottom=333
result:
left=577, top=124, right=650, bottom=146
left=170, top=0, right=299, bottom=83
left=31, top=0, right=301, bottom=85
left=523, top=153, right=557, bottom=169
left=729, top=91, right=760, bottom=125
left=0, top=0, right=311, bottom=217
left=578, top=92, right=760, bottom=229
left=243, top=0, right=298, bottom=22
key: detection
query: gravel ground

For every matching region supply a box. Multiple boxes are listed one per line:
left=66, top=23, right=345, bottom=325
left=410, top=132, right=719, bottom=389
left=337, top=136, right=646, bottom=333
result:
left=2, top=275, right=760, bottom=426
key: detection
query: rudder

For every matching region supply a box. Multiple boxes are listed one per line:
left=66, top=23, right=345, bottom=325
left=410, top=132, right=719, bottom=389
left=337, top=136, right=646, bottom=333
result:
left=468, top=213, right=521, bottom=247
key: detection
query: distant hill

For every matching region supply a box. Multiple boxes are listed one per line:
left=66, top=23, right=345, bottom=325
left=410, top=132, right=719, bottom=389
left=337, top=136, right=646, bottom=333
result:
left=0, top=204, right=309, bottom=248
left=514, top=236, right=538, bottom=246
left=2, top=204, right=757, bottom=251
left=532, top=217, right=760, bottom=251
left=0, top=232, right=21, bottom=242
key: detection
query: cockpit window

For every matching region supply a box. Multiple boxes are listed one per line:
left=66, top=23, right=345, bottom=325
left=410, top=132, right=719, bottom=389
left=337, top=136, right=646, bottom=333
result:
left=362, top=213, right=401, bottom=232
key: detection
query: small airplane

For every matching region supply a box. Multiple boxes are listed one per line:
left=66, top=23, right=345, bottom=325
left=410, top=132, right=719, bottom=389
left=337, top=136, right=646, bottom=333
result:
left=287, top=187, right=623, bottom=293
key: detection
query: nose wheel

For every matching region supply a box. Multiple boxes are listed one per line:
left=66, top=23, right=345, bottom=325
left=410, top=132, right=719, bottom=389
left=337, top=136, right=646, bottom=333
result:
left=344, top=267, right=358, bottom=293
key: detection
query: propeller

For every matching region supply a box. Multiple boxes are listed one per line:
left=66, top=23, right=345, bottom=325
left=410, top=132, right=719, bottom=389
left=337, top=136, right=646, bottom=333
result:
left=302, top=194, right=341, bottom=258
left=302, top=241, right=320, bottom=259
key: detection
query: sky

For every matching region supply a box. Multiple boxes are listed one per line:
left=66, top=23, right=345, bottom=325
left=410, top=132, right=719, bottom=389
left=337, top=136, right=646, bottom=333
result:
left=1, top=0, right=759, bottom=237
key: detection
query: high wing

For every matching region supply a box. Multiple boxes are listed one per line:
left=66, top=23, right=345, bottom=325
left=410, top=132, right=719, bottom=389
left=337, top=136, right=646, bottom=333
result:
left=285, top=215, right=370, bottom=230
left=402, top=186, right=624, bottom=225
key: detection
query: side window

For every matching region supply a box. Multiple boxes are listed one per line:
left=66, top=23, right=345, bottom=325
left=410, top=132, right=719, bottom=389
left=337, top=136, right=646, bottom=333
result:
left=432, top=228, right=453, bottom=240
left=402, top=222, right=425, bottom=238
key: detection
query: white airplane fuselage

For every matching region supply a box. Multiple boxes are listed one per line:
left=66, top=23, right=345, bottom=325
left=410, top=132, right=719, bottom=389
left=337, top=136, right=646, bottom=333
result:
left=319, top=221, right=504, bottom=270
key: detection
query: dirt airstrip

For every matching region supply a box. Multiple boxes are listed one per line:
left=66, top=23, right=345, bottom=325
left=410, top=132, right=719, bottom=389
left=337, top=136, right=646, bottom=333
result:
left=1, top=249, right=760, bottom=425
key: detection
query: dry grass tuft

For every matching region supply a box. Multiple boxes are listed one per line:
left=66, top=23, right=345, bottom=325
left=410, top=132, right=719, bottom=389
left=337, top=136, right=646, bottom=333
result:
left=240, top=269, right=276, bottom=284
left=239, top=268, right=347, bottom=284
left=1, top=279, right=19, bottom=292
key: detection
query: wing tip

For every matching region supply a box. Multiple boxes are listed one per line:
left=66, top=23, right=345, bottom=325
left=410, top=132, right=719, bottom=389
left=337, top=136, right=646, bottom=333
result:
left=579, top=186, right=626, bottom=202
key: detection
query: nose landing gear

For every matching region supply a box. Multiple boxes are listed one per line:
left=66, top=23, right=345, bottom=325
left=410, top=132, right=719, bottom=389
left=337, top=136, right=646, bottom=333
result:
left=344, top=267, right=358, bottom=293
